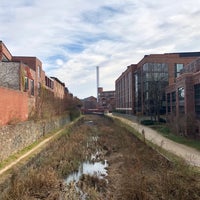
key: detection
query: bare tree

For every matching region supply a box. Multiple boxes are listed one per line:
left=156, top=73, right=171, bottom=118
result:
left=143, top=63, right=168, bottom=121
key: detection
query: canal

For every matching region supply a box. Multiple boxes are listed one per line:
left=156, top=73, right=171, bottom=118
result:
left=0, top=115, right=200, bottom=199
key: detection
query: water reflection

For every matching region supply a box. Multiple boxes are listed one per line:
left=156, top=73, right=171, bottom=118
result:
left=65, top=122, right=108, bottom=199
left=66, top=160, right=108, bottom=184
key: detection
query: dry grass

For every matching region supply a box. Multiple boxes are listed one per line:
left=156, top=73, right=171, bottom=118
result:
left=0, top=115, right=200, bottom=199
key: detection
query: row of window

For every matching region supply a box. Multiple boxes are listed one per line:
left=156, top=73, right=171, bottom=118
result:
left=167, top=84, right=200, bottom=116
left=142, top=62, right=183, bottom=78
left=195, top=84, right=200, bottom=116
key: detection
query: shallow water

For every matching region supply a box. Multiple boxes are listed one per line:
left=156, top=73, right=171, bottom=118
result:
left=65, top=160, right=108, bottom=184
left=64, top=120, right=108, bottom=199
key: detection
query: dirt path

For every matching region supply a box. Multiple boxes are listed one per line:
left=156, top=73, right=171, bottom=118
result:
left=109, top=114, right=200, bottom=168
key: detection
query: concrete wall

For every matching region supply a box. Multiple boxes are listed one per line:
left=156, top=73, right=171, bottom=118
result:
left=0, top=87, right=28, bottom=126
left=0, top=115, right=70, bottom=161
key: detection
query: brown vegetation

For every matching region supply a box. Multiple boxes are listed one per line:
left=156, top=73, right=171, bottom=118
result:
left=31, top=86, right=81, bottom=120
left=0, top=115, right=200, bottom=199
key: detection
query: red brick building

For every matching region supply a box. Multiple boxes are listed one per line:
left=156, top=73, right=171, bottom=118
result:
left=98, top=87, right=115, bottom=112
left=115, top=64, right=136, bottom=114
left=12, top=56, right=45, bottom=96
left=50, top=77, right=65, bottom=99
left=81, top=96, right=97, bottom=113
left=166, top=57, right=200, bottom=137
left=0, top=41, right=12, bottom=61
left=116, top=52, right=200, bottom=116
left=0, top=41, right=67, bottom=125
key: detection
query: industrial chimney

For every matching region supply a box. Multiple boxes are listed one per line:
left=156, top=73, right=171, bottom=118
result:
left=96, top=66, right=99, bottom=102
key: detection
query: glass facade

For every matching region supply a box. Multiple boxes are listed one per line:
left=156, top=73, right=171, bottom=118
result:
left=134, top=71, right=142, bottom=113
left=142, top=63, right=168, bottom=115
left=175, top=63, right=184, bottom=78
left=172, top=91, right=176, bottom=114
left=178, top=87, right=185, bottom=113
left=167, top=93, right=170, bottom=113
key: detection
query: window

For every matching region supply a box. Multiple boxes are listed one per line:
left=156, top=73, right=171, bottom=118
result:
left=24, top=77, right=29, bottom=91
left=175, top=64, right=183, bottom=78
left=31, top=80, right=34, bottom=96
left=142, top=62, right=168, bottom=115
left=178, top=87, right=185, bottom=114
left=38, top=66, right=41, bottom=78
left=172, top=91, right=176, bottom=114
left=178, top=87, right=185, bottom=101
left=172, top=92, right=176, bottom=102
left=167, top=93, right=171, bottom=113
left=38, top=82, right=41, bottom=96
left=194, top=84, right=200, bottom=117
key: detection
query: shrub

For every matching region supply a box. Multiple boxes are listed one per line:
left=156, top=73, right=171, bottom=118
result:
left=141, top=120, right=154, bottom=125
left=159, top=117, right=166, bottom=123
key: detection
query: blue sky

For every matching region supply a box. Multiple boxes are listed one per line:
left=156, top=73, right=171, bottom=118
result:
left=1, top=0, right=200, bottom=99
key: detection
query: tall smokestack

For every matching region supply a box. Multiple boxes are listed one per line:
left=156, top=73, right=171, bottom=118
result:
left=96, top=66, right=99, bottom=102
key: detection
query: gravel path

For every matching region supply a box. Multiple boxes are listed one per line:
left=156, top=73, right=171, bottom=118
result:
left=109, top=114, right=200, bottom=168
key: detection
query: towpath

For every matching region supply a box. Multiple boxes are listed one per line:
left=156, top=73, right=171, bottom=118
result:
left=108, top=113, right=200, bottom=168
left=0, top=127, right=65, bottom=176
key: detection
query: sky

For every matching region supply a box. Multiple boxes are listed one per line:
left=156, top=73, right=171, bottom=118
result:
left=1, top=0, right=200, bottom=99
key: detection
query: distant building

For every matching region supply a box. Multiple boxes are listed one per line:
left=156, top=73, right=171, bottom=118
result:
left=98, top=87, right=115, bottom=112
left=50, top=77, right=65, bottom=99
left=81, top=96, right=97, bottom=111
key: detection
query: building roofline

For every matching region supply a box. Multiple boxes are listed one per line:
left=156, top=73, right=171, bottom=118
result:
left=0, top=41, right=13, bottom=58
left=164, top=52, right=200, bottom=57
left=12, top=56, right=42, bottom=62
left=101, top=90, right=115, bottom=93
left=115, top=64, right=136, bottom=82
left=143, top=51, right=200, bottom=58
left=50, top=77, right=65, bottom=86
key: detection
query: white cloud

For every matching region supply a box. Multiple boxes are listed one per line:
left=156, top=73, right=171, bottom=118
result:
left=1, top=0, right=200, bottom=98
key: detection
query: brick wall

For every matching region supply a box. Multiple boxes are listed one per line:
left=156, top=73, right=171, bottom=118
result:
left=0, top=115, right=70, bottom=161
left=0, top=87, right=28, bottom=126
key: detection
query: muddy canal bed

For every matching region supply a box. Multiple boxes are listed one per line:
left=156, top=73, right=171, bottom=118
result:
left=0, top=115, right=200, bottom=200
left=65, top=122, right=109, bottom=199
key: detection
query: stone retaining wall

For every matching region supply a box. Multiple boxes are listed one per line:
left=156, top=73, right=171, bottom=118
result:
left=0, top=115, right=70, bottom=161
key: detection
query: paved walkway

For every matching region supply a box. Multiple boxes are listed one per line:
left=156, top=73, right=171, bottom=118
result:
left=109, top=114, right=200, bottom=168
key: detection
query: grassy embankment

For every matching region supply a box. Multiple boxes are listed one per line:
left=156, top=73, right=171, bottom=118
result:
left=150, top=124, right=200, bottom=151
